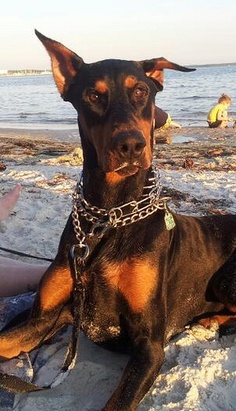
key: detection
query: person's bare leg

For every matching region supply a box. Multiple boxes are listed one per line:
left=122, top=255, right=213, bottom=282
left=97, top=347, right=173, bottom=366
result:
left=0, top=256, right=48, bottom=297
left=0, top=184, right=22, bottom=221
left=0, top=184, right=47, bottom=296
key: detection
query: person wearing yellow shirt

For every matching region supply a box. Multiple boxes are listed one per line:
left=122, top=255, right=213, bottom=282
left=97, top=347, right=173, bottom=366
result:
left=207, top=94, right=234, bottom=128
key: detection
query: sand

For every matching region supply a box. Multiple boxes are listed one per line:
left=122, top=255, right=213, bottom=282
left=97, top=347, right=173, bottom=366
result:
left=0, top=126, right=235, bottom=410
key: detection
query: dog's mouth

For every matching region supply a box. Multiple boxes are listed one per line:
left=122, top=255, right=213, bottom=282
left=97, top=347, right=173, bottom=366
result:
left=114, top=162, right=141, bottom=176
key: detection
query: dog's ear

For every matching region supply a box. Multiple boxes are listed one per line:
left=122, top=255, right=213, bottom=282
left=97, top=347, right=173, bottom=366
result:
left=35, top=29, right=84, bottom=99
left=140, top=58, right=195, bottom=91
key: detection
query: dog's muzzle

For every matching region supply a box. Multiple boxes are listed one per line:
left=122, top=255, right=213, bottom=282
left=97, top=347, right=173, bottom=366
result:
left=108, top=130, right=147, bottom=176
left=112, top=130, right=146, bottom=160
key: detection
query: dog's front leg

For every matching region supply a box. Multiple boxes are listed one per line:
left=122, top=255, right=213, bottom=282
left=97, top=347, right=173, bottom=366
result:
left=103, top=340, right=165, bottom=411
left=0, top=257, right=73, bottom=360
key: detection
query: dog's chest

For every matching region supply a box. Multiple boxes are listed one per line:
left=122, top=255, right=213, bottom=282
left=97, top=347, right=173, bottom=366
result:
left=81, top=257, right=157, bottom=343
left=101, top=258, right=157, bottom=312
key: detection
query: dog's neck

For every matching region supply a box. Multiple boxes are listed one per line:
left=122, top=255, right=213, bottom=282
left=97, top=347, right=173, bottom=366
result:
left=81, top=166, right=152, bottom=209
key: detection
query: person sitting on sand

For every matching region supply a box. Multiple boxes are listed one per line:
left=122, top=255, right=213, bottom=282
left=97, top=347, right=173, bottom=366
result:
left=154, top=106, right=182, bottom=131
left=0, top=185, right=47, bottom=297
left=207, top=94, right=234, bottom=128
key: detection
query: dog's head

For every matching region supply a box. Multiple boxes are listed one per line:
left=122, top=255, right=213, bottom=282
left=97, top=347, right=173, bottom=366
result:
left=35, top=30, right=194, bottom=183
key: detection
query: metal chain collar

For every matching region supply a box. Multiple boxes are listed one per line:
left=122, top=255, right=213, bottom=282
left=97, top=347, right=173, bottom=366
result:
left=71, top=166, right=173, bottom=263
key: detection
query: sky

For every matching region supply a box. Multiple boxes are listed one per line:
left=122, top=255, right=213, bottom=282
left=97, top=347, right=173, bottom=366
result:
left=0, top=0, right=235, bottom=70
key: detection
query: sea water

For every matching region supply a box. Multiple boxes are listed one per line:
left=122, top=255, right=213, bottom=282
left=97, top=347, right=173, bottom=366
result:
left=158, top=63, right=236, bottom=127
left=0, top=64, right=236, bottom=129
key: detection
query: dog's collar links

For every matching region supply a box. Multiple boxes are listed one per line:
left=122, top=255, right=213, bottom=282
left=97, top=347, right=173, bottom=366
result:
left=71, top=165, right=175, bottom=250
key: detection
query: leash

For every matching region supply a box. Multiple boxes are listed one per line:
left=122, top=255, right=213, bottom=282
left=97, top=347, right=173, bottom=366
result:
left=0, top=246, right=53, bottom=262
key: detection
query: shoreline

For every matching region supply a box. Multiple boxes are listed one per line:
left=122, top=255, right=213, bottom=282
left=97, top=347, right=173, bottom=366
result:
left=0, top=127, right=80, bottom=143
left=0, top=124, right=235, bottom=140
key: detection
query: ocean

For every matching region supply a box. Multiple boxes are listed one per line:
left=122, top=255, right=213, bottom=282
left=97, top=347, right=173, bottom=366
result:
left=0, top=64, right=236, bottom=129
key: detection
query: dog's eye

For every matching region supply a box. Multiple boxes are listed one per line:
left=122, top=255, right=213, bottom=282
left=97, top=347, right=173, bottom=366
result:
left=132, top=85, right=148, bottom=101
left=87, top=90, right=99, bottom=103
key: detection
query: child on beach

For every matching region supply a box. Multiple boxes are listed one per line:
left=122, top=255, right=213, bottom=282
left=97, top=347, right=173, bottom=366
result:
left=0, top=185, right=47, bottom=296
left=207, top=94, right=234, bottom=128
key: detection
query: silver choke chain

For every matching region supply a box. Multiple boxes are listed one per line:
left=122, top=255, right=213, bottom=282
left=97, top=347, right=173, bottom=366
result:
left=71, top=166, right=171, bottom=263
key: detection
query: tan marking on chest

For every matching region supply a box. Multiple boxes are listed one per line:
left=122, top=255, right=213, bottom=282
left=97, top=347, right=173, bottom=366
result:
left=103, top=258, right=157, bottom=312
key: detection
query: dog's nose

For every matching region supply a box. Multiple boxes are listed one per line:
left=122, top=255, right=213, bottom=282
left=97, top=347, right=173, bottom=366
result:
left=112, top=131, right=146, bottom=159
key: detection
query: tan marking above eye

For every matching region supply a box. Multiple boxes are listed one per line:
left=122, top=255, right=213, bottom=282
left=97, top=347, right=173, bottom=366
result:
left=124, top=76, right=138, bottom=89
left=94, top=80, right=108, bottom=93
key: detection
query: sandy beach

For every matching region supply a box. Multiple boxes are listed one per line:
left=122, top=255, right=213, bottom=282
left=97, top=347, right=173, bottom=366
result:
left=0, top=126, right=236, bottom=410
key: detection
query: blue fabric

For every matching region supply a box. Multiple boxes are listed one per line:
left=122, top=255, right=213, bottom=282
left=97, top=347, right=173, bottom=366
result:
left=0, top=293, right=72, bottom=408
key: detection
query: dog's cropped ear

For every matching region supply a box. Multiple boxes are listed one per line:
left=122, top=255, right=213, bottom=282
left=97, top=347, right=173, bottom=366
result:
left=35, top=29, right=84, bottom=99
left=140, top=58, right=195, bottom=91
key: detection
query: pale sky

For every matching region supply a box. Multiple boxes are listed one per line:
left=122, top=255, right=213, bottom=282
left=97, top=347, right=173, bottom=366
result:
left=1, top=0, right=235, bottom=70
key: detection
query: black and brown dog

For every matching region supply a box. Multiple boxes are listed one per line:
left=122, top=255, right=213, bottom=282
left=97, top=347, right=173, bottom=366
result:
left=0, top=31, right=236, bottom=410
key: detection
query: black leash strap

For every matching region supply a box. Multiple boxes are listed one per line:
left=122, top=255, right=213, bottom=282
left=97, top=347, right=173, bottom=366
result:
left=0, top=245, right=85, bottom=393
left=59, top=245, right=85, bottom=375
left=0, top=246, right=53, bottom=262
left=0, top=373, right=44, bottom=394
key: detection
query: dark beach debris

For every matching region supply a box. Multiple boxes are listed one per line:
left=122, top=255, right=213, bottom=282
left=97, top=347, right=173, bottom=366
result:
left=14, top=140, right=35, bottom=149
left=206, top=148, right=234, bottom=157
left=0, top=163, right=6, bottom=171
left=183, top=157, right=194, bottom=169
left=0, top=136, right=76, bottom=158
left=154, top=138, right=236, bottom=171
left=161, top=186, right=232, bottom=216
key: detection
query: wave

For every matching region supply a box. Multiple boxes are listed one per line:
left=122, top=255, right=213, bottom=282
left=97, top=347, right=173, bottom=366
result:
left=177, top=96, right=207, bottom=100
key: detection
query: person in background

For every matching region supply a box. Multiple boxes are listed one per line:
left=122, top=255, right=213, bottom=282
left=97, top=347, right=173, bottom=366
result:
left=0, top=184, right=47, bottom=297
left=207, top=94, right=234, bottom=128
left=154, top=106, right=182, bottom=131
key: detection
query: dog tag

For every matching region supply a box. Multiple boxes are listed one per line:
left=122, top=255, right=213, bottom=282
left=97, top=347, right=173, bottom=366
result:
left=164, top=210, right=176, bottom=231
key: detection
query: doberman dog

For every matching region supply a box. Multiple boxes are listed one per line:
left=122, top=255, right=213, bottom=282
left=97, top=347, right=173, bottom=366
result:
left=0, top=30, right=236, bottom=410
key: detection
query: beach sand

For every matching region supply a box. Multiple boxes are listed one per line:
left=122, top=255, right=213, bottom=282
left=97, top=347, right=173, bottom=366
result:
left=0, top=126, right=236, bottom=411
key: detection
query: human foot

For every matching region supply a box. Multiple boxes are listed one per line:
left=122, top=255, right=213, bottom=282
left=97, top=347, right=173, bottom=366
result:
left=0, top=184, right=22, bottom=221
